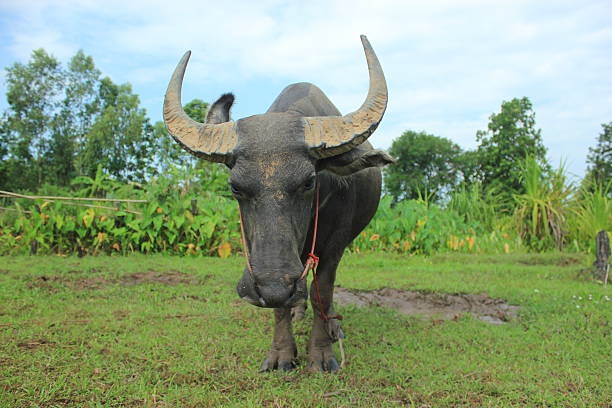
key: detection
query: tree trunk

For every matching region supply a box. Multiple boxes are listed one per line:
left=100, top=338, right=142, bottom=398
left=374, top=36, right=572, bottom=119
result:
left=593, top=230, right=610, bottom=284
left=191, top=198, right=199, bottom=216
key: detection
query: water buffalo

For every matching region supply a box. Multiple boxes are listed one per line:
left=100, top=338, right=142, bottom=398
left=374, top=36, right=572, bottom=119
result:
left=163, top=35, right=391, bottom=372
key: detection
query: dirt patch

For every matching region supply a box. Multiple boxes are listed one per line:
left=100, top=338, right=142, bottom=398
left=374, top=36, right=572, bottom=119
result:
left=69, top=276, right=109, bottom=290
left=517, top=256, right=582, bottom=267
left=27, top=270, right=203, bottom=291
left=166, top=294, right=208, bottom=302
left=555, top=257, right=582, bottom=267
left=120, top=270, right=200, bottom=286
left=27, top=274, right=111, bottom=291
left=26, top=276, right=64, bottom=292
left=334, top=287, right=519, bottom=325
left=17, top=339, right=56, bottom=349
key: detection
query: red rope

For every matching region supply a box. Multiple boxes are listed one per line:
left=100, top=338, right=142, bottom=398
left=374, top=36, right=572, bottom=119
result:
left=238, top=181, right=341, bottom=321
left=239, top=211, right=253, bottom=275
left=300, top=183, right=342, bottom=322
left=299, top=183, right=320, bottom=280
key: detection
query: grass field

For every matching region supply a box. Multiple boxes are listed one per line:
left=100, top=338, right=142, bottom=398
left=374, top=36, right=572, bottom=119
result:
left=0, top=253, right=610, bottom=407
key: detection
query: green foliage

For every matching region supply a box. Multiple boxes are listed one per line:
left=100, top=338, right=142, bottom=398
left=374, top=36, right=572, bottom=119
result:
left=70, top=165, right=117, bottom=197
left=79, top=78, right=155, bottom=181
left=351, top=197, right=521, bottom=255
left=585, top=121, right=612, bottom=190
left=51, top=50, right=101, bottom=185
left=0, top=171, right=238, bottom=256
left=454, top=149, right=481, bottom=185
left=0, top=49, right=155, bottom=191
left=384, top=130, right=463, bottom=202
left=182, top=98, right=208, bottom=122
left=0, top=49, right=64, bottom=191
left=513, top=157, right=574, bottom=251
left=447, top=182, right=505, bottom=231
left=3, top=158, right=603, bottom=257
left=569, top=183, right=612, bottom=254
left=476, top=97, right=549, bottom=201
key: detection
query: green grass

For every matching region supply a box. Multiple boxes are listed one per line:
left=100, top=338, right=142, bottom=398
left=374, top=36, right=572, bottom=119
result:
left=0, top=253, right=609, bottom=407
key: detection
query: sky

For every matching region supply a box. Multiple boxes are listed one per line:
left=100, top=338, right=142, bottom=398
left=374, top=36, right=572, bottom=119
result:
left=0, top=0, right=611, bottom=179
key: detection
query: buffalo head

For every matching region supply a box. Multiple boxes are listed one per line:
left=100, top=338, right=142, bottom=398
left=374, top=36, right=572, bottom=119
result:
left=163, top=36, right=388, bottom=309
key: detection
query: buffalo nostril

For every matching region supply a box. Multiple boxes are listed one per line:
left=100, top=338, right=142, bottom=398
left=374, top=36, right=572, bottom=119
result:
left=256, top=283, right=293, bottom=308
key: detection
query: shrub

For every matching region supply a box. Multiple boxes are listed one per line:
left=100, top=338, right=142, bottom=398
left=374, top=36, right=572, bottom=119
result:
left=569, top=183, right=612, bottom=254
left=513, top=158, right=573, bottom=251
left=351, top=197, right=522, bottom=255
left=0, top=173, right=239, bottom=256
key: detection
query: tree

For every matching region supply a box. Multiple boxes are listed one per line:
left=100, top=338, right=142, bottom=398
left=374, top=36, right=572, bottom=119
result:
left=50, top=50, right=101, bottom=185
left=0, top=49, right=64, bottom=191
left=476, top=97, right=548, bottom=199
left=0, top=48, right=155, bottom=191
left=455, top=149, right=480, bottom=186
left=585, top=122, right=612, bottom=190
left=384, top=130, right=462, bottom=202
left=80, top=78, right=155, bottom=182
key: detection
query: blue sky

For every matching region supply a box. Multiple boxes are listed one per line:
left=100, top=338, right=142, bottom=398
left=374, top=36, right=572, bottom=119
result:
left=1, top=0, right=611, bottom=179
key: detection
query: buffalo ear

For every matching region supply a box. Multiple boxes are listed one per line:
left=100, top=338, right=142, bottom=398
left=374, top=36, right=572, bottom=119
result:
left=318, top=147, right=395, bottom=176
left=206, top=93, right=235, bottom=124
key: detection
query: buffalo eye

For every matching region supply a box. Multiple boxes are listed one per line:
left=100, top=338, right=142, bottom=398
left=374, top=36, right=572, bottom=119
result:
left=230, top=183, right=244, bottom=197
left=303, top=176, right=316, bottom=191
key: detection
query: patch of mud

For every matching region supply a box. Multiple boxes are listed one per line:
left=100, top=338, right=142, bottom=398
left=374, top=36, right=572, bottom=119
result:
left=69, top=276, right=109, bottom=290
left=334, top=287, right=519, bottom=325
left=17, top=339, right=55, bottom=349
left=166, top=294, right=208, bottom=302
left=27, top=270, right=203, bottom=291
left=27, top=276, right=66, bottom=293
left=432, top=254, right=582, bottom=267
left=119, top=270, right=201, bottom=286
left=517, top=256, right=582, bottom=267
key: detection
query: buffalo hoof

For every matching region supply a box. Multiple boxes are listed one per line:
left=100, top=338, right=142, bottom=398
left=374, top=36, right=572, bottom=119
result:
left=259, top=350, right=296, bottom=372
left=308, top=347, right=340, bottom=372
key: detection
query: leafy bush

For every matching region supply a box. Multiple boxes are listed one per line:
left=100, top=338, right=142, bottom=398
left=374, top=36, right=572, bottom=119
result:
left=568, top=183, right=612, bottom=254
left=447, top=182, right=505, bottom=231
left=351, top=197, right=522, bottom=255
left=0, top=169, right=239, bottom=256
left=513, top=157, right=573, bottom=250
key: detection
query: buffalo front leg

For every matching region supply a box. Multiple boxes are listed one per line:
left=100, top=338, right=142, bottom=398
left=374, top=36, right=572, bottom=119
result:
left=308, top=258, right=343, bottom=372
left=291, top=298, right=307, bottom=321
left=259, top=307, right=297, bottom=372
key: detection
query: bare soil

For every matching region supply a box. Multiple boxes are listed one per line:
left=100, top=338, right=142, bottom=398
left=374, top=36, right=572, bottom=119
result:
left=334, top=287, right=519, bottom=325
left=16, top=339, right=56, bottom=349
left=27, top=270, right=202, bottom=291
left=119, top=270, right=201, bottom=286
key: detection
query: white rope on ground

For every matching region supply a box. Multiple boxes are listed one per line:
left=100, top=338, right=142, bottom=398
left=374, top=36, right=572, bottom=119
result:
left=0, top=190, right=145, bottom=214
left=0, top=206, right=32, bottom=213
left=338, top=337, right=346, bottom=368
left=0, top=190, right=148, bottom=203
left=45, top=201, right=143, bottom=214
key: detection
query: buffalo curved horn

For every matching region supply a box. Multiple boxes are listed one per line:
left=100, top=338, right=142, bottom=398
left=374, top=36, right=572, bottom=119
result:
left=163, top=51, right=237, bottom=163
left=304, top=35, right=388, bottom=159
